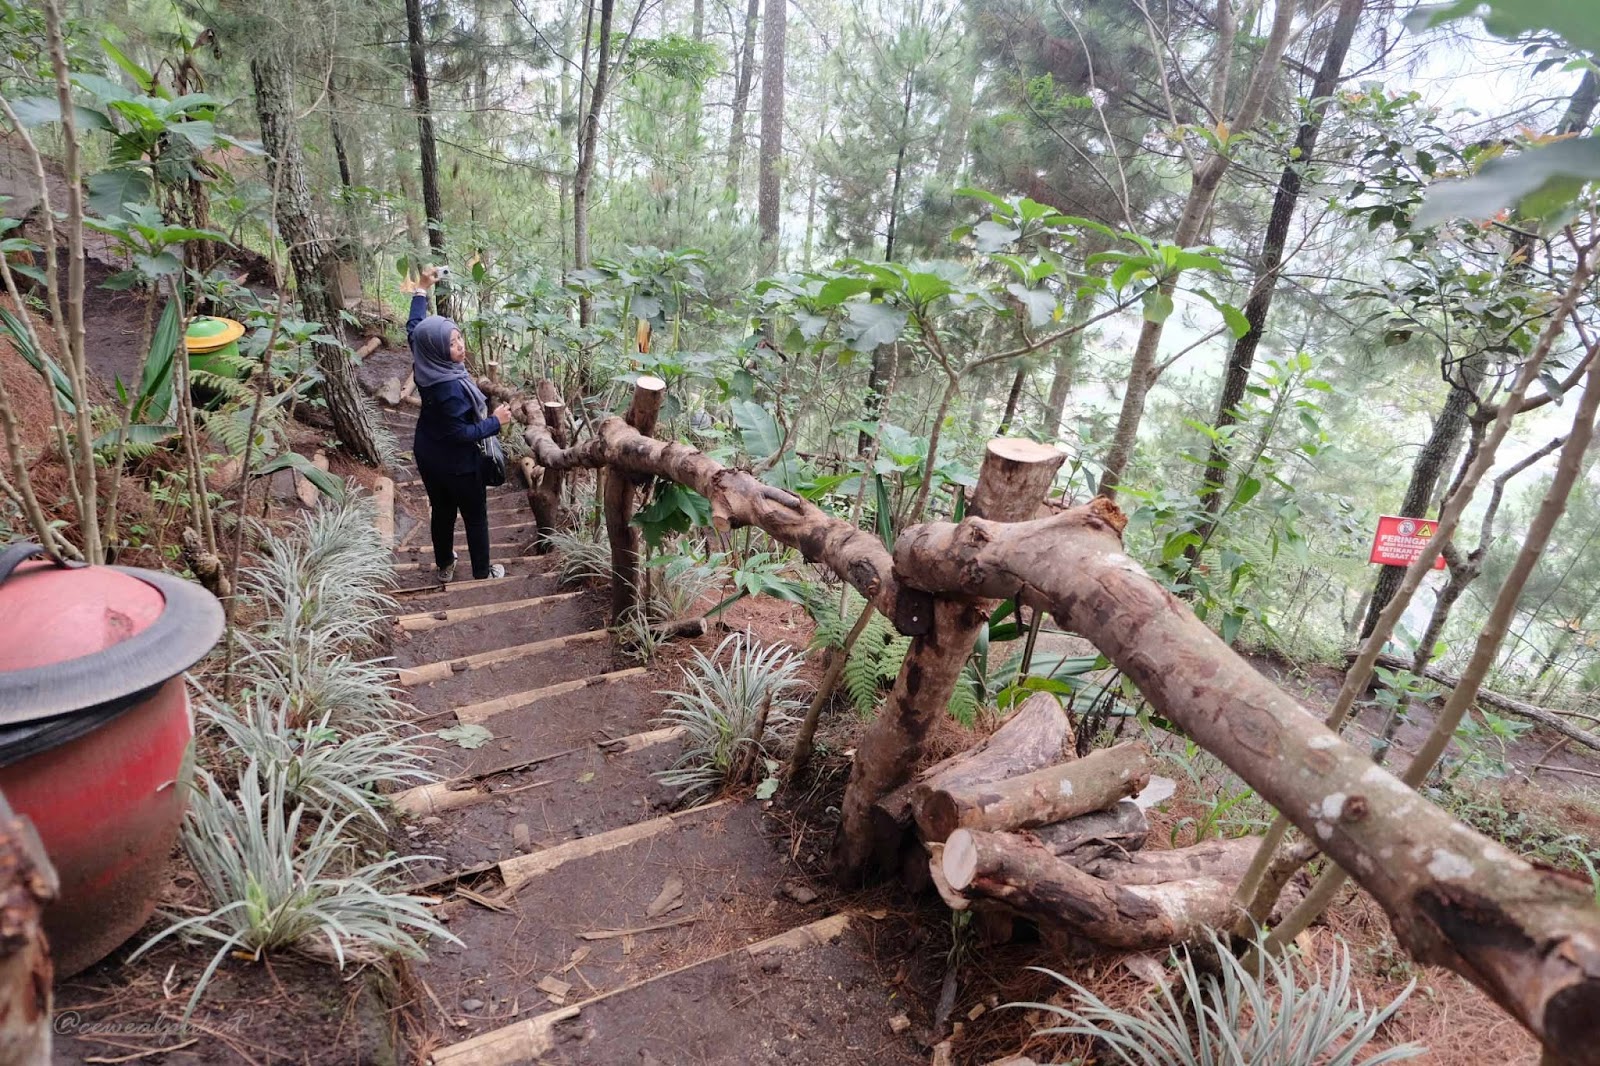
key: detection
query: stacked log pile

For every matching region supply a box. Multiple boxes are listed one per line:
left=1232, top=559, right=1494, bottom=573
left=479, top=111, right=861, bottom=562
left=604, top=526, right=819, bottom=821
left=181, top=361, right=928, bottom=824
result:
left=886, top=692, right=1293, bottom=951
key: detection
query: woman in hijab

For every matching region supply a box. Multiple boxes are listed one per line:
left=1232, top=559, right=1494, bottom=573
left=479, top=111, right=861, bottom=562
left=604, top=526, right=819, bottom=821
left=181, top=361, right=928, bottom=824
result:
left=407, top=267, right=512, bottom=582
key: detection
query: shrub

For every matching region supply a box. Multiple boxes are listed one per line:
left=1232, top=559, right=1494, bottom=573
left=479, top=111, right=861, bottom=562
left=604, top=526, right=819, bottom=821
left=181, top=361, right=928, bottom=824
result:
left=135, top=764, right=454, bottom=1019
left=655, top=633, right=808, bottom=802
left=1020, top=929, right=1424, bottom=1066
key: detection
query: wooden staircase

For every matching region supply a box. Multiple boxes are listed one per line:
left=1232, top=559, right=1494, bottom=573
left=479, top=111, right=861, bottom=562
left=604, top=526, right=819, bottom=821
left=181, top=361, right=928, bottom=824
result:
left=381, top=424, right=922, bottom=1065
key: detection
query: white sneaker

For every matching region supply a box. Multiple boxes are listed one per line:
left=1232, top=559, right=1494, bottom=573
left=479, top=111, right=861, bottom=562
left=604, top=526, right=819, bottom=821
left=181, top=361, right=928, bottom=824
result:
left=437, top=553, right=458, bottom=583
left=484, top=563, right=506, bottom=580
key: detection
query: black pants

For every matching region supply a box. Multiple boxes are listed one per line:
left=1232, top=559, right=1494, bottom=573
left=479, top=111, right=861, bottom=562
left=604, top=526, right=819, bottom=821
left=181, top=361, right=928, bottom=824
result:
left=419, top=466, right=492, bottom=578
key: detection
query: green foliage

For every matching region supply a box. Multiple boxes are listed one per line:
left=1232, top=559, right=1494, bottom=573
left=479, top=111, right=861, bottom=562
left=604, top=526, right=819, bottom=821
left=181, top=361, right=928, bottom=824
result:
left=843, top=610, right=908, bottom=716
left=1020, top=929, right=1425, bottom=1065
left=133, top=763, right=453, bottom=1021
left=654, top=634, right=809, bottom=802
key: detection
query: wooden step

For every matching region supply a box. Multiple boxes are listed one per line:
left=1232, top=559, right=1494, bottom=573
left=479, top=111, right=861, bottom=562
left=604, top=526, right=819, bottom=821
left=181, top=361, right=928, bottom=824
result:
left=392, top=593, right=606, bottom=671
left=454, top=666, right=647, bottom=724
left=398, top=725, right=687, bottom=880
left=414, top=803, right=828, bottom=1048
left=393, top=570, right=562, bottom=607
left=436, top=667, right=669, bottom=777
left=397, top=628, right=609, bottom=686
left=401, top=639, right=619, bottom=722
left=430, top=913, right=918, bottom=1065
left=395, top=591, right=583, bottom=633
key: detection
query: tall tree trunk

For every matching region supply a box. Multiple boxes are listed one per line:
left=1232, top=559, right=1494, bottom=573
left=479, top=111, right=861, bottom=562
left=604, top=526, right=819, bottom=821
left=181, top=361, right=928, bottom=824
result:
left=574, top=0, right=616, bottom=327
left=1188, top=0, right=1363, bottom=562
left=250, top=53, right=382, bottom=463
left=1360, top=381, right=1473, bottom=638
left=857, top=76, right=917, bottom=456
left=692, top=0, right=704, bottom=40
left=405, top=0, right=450, bottom=317
left=725, top=0, right=760, bottom=196
left=756, top=0, right=785, bottom=270
left=1096, top=0, right=1296, bottom=498
left=998, top=365, right=1026, bottom=435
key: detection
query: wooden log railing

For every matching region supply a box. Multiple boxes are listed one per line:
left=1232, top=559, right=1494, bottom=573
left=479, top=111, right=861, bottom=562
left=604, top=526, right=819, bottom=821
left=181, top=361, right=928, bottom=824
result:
left=507, top=379, right=1600, bottom=1063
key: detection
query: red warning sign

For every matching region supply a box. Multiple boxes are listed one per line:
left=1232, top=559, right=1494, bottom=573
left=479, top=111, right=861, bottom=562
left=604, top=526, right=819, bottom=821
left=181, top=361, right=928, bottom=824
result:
left=1369, top=515, right=1446, bottom=569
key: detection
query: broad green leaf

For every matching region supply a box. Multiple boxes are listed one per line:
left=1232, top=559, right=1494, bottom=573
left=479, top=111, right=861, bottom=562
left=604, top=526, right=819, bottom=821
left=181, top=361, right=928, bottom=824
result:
left=135, top=299, right=179, bottom=422
left=86, top=168, right=154, bottom=218
left=956, top=187, right=1014, bottom=213
left=840, top=302, right=907, bottom=352
left=100, top=37, right=155, bottom=91
left=1006, top=283, right=1058, bottom=329
left=11, top=96, right=114, bottom=132
left=1404, top=1, right=1600, bottom=57
left=0, top=307, right=75, bottom=413
left=730, top=398, right=782, bottom=458
left=257, top=451, right=346, bottom=500
left=1142, top=289, right=1175, bottom=324
left=92, top=422, right=178, bottom=451
left=972, top=220, right=1021, bottom=252
left=1416, top=136, right=1600, bottom=227
left=1233, top=476, right=1262, bottom=506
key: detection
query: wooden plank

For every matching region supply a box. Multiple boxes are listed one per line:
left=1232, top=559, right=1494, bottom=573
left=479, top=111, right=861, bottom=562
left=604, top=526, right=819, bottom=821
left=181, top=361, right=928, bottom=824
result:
left=395, top=628, right=608, bottom=686
left=430, top=913, right=851, bottom=1066
left=394, top=590, right=582, bottom=633
left=497, top=800, right=730, bottom=892
left=454, top=667, right=648, bottom=724
left=373, top=477, right=395, bottom=549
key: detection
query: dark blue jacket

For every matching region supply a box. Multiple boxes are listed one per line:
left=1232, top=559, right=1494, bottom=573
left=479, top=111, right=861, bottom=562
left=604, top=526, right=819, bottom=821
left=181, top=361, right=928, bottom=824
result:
left=407, top=294, right=502, bottom=477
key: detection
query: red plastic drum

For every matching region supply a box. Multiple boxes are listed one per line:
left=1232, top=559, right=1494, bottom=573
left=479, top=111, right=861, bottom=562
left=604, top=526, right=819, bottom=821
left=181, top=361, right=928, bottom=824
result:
left=0, top=550, right=222, bottom=977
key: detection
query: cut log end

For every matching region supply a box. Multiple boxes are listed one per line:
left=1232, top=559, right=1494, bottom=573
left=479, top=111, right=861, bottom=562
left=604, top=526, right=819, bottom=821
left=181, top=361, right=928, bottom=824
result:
left=635, top=375, right=668, bottom=393
left=985, top=438, right=1064, bottom=465
left=944, top=829, right=980, bottom=892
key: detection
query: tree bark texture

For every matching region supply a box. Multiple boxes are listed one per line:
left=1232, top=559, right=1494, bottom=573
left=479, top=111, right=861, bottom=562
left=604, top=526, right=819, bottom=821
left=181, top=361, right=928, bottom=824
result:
left=917, top=741, right=1154, bottom=842
left=1096, top=0, right=1297, bottom=497
left=0, top=797, right=53, bottom=1064
left=574, top=0, right=615, bottom=327
left=756, top=0, right=785, bottom=269
left=1189, top=0, right=1364, bottom=555
left=405, top=0, right=450, bottom=317
left=604, top=377, right=665, bottom=621
left=529, top=380, right=568, bottom=551
left=833, top=439, right=1066, bottom=882
left=725, top=0, right=760, bottom=195
left=943, top=829, right=1244, bottom=950
left=518, top=411, right=908, bottom=628
left=250, top=53, right=382, bottom=463
left=1029, top=800, right=1149, bottom=863
left=874, top=690, right=1077, bottom=854
left=893, top=498, right=1600, bottom=1057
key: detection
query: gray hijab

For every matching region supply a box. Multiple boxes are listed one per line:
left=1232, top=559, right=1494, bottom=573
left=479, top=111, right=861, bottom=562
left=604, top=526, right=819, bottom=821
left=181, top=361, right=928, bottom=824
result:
left=412, top=314, right=487, bottom=414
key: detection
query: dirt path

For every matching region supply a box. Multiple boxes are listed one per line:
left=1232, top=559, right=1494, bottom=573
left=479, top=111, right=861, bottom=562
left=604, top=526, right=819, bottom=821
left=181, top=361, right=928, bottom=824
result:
left=379, top=405, right=924, bottom=1065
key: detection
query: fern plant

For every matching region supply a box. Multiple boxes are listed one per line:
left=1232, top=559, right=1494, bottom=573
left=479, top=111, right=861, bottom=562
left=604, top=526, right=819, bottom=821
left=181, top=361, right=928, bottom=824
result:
left=1020, top=929, right=1424, bottom=1066
left=655, top=633, right=808, bottom=802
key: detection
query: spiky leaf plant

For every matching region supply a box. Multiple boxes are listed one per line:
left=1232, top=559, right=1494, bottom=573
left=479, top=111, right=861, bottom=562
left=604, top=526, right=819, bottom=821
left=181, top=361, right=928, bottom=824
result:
left=547, top=527, right=612, bottom=586
left=655, top=633, right=808, bottom=802
left=1019, top=929, right=1424, bottom=1066
left=134, top=764, right=455, bottom=1020
left=203, top=694, right=434, bottom=824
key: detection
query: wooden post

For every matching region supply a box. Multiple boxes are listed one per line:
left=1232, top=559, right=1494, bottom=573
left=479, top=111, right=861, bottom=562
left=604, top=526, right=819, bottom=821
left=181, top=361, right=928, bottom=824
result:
left=833, top=438, right=1063, bottom=883
left=603, top=376, right=666, bottom=622
left=523, top=380, right=568, bottom=552
left=0, top=795, right=55, bottom=1063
